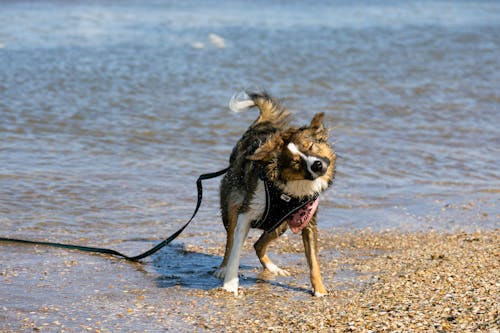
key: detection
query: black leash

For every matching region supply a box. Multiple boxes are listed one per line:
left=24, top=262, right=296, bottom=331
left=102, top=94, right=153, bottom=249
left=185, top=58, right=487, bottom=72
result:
left=0, top=167, right=230, bottom=261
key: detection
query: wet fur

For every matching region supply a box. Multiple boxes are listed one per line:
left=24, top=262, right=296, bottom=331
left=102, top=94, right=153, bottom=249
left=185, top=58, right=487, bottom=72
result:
left=214, top=91, right=336, bottom=296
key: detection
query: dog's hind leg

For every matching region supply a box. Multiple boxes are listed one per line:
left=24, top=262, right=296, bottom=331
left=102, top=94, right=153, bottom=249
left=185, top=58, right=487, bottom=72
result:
left=254, top=223, right=290, bottom=276
left=223, top=213, right=252, bottom=296
left=213, top=202, right=239, bottom=279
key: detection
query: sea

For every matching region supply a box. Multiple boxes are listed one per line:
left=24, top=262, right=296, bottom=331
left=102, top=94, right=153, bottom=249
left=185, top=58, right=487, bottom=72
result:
left=1, top=0, right=499, bottom=258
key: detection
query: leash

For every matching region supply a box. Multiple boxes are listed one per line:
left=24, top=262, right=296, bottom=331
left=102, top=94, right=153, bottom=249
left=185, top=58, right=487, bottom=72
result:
left=0, top=167, right=230, bottom=261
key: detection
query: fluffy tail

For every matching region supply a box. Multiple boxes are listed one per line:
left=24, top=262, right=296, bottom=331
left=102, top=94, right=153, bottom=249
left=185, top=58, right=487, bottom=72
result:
left=229, top=90, right=290, bottom=127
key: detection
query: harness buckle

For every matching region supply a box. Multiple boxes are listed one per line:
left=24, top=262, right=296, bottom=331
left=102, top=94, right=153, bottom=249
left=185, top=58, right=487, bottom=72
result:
left=280, top=193, right=291, bottom=202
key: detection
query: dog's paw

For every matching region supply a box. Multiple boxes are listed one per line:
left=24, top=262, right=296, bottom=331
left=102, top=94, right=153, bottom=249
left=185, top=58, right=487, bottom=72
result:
left=264, top=262, right=291, bottom=276
left=313, top=289, right=328, bottom=297
left=213, top=266, right=227, bottom=279
left=223, top=277, right=239, bottom=296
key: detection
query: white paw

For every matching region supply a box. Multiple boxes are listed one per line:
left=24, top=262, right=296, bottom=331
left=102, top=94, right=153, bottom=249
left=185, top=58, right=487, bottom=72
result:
left=213, top=266, right=227, bottom=279
left=313, top=290, right=328, bottom=297
left=223, top=277, right=239, bottom=296
left=265, top=262, right=291, bottom=276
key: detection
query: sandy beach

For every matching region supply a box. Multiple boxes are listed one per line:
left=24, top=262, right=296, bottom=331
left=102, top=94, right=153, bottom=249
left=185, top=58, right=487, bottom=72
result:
left=2, top=229, right=498, bottom=332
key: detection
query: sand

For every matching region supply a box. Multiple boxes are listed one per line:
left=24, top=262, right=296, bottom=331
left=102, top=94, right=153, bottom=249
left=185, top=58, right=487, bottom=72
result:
left=1, top=229, right=498, bottom=332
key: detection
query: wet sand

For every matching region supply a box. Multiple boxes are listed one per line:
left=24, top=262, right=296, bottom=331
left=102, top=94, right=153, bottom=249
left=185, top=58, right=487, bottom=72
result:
left=1, top=229, right=498, bottom=332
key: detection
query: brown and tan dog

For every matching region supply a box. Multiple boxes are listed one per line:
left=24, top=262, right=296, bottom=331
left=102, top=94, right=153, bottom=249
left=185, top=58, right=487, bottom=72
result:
left=213, top=91, right=336, bottom=296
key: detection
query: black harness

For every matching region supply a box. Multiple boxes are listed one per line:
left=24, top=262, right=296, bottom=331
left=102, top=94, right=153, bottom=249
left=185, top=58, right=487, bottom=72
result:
left=251, top=176, right=319, bottom=233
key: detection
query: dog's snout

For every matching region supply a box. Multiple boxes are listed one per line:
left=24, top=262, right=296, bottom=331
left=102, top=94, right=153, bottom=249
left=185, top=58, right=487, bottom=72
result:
left=309, top=158, right=330, bottom=178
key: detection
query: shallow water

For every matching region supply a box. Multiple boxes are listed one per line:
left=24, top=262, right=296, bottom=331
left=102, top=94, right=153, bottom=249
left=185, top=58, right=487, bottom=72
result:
left=0, top=1, right=499, bottom=329
left=1, top=0, right=498, bottom=241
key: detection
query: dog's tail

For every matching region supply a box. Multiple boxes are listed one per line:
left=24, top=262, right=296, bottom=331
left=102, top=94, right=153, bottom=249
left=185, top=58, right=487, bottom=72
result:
left=229, top=90, right=290, bottom=127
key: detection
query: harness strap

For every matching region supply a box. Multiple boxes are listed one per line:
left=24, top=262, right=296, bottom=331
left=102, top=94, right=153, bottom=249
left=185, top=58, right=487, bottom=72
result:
left=252, top=178, right=318, bottom=233
left=0, top=166, right=230, bottom=261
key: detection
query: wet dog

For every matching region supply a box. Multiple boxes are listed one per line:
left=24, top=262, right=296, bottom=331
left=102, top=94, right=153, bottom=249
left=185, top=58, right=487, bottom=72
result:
left=213, top=91, right=336, bottom=296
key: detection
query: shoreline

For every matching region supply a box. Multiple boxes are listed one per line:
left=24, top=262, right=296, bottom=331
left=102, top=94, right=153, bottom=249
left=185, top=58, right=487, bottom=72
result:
left=1, top=229, right=498, bottom=332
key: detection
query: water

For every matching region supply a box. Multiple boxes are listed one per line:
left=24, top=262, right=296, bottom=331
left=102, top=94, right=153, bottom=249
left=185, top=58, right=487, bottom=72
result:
left=1, top=2, right=499, bottom=240
left=1, top=1, right=499, bottom=245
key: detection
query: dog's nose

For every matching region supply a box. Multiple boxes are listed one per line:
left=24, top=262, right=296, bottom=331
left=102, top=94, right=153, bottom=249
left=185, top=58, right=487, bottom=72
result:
left=311, top=160, right=324, bottom=173
left=310, top=158, right=330, bottom=176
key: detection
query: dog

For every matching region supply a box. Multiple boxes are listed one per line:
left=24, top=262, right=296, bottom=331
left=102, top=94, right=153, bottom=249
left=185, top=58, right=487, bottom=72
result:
left=213, top=91, right=336, bottom=296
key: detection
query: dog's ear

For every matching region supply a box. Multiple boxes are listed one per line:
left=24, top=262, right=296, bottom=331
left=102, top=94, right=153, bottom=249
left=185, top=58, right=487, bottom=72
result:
left=310, top=112, right=325, bottom=130
left=309, top=112, right=329, bottom=141
left=247, top=133, right=284, bottom=162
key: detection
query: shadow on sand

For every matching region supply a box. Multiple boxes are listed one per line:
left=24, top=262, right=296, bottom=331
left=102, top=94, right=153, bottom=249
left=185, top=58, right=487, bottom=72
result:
left=149, top=243, right=312, bottom=295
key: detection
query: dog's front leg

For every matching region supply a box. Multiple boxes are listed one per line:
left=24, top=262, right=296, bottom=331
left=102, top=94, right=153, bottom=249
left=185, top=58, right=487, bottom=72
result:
left=223, top=213, right=251, bottom=296
left=301, top=218, right=327, bottom=297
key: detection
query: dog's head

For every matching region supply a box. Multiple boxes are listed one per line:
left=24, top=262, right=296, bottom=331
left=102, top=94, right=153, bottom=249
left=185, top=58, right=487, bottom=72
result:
left=248, top=112, right=336, bottom=197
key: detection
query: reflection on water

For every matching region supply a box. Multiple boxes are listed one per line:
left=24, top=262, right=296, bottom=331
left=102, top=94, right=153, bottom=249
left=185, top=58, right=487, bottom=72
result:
left=0, top=1, right=499, bottom=252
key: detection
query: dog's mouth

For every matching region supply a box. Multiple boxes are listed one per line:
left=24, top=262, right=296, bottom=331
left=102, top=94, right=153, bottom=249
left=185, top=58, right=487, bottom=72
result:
left=286, top=197, right=319, bottom=234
